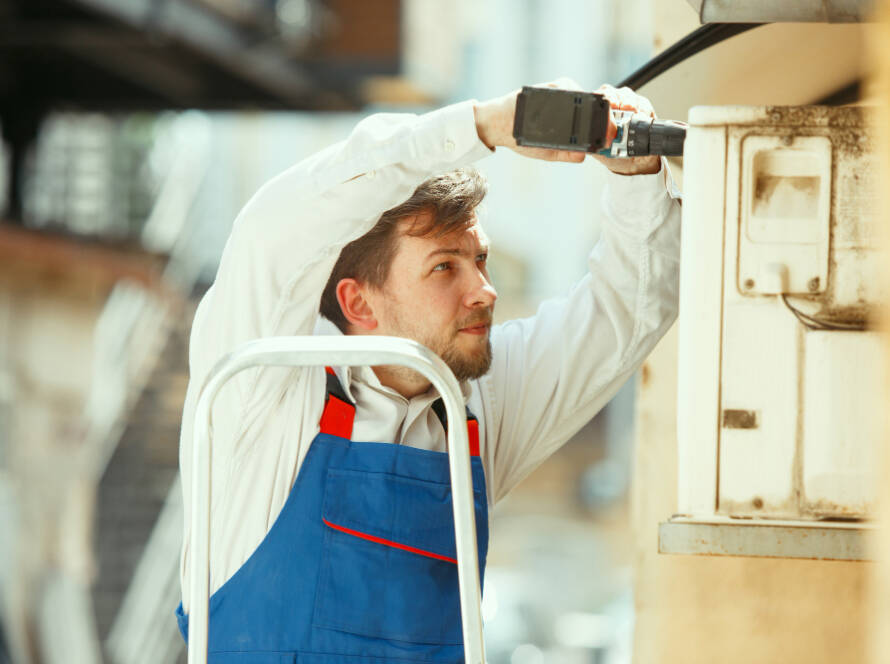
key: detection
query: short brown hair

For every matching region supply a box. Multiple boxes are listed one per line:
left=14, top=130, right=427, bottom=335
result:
left=319, top=167, right=488, bottom=332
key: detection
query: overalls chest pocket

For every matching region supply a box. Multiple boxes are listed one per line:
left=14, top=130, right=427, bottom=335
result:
left=312, top=466, right=488, bottom=645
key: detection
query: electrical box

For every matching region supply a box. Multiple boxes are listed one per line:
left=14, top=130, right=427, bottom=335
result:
left=661, top=106, right=882, bottom=560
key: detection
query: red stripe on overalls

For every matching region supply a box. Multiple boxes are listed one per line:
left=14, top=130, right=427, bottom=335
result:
left=322, top=519, right=458, bottom=564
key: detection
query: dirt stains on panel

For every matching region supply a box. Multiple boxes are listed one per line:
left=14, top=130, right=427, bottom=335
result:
left=803, top=498, right=872, bottom=519
left=721, top=409, right=759, bottom=429
left=759, top=105, right=868, bottom=130
left=719, top=496, right=800, bottom=519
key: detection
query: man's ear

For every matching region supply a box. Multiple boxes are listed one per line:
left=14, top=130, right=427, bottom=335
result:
left=335, top=278, right=378, bottom=332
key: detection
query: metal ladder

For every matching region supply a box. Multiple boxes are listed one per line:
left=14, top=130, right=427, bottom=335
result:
left=187, top=335, right=487, bottom=664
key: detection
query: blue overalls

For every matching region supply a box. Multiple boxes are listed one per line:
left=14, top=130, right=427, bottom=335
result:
left=176, top=368, right=490, bottom=663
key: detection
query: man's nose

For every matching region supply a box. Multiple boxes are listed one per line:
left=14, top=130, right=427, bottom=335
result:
left=465, top=270, right=498, bottom=308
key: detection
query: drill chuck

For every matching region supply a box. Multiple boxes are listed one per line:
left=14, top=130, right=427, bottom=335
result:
left=626, top=117, right=686, bottom=157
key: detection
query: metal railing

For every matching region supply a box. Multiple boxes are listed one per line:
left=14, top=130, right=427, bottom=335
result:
left=93, top=114, right=210, bottom=663
left=84, top=112, right=211, bottom=482
left=107, top=478, right=185, bottom=664
left=188, top=335, right=486, bottom=664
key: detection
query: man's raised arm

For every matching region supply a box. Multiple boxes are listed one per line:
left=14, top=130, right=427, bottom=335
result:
left=475, top=86, right=681, bottom=502
left=185, top=80, right=603, bottom=459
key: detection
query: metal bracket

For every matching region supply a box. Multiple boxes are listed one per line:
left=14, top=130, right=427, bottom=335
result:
left=659, top=516, right=875, bottom=561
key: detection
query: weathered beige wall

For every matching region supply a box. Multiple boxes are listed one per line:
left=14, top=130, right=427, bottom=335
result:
left=870, top=0, right=890, bottom=662
left=631, top=325, right=871, bottom=663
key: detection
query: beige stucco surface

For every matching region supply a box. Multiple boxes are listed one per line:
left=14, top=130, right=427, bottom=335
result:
left=869, top=0, right=890, bottom=661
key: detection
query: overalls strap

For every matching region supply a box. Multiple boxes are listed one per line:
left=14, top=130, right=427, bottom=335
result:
left=319, top=367, right=480, bottom=457
left=431, top=398, right=481, bottom=458
left=318, top=367, right=355, bottom=439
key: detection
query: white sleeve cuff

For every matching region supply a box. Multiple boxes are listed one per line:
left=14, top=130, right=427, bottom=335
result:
left=601, top=157, right=680, bottom=238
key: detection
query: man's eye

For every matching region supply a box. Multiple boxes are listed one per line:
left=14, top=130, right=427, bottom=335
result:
left=432, top=262, right=451, bottom=272
left=477, top=253, right=488, bottom=264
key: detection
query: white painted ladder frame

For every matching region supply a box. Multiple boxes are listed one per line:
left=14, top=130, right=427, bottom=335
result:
left=188, top=336, right=486, bottom=664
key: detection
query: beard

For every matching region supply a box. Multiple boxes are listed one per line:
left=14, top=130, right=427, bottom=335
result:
left=437, top=334, right=493, bottom=382
left=382, top=304, right=493, bottom=383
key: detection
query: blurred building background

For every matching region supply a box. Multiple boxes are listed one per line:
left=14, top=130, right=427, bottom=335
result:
left=0, top=1, right=886, bottom=664
left=0, top=1, right=651, bottom=662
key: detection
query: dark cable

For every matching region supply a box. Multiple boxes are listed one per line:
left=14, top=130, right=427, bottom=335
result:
left=617, top=23, right=765, bottom=90
left=781, top=294, right=867, bottom=331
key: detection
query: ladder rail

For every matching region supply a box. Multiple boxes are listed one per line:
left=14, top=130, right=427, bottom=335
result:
left=188, top=335, right=486, bottom=664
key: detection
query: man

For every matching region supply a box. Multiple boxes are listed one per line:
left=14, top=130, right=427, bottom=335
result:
left=176, top=80, right=680, bottom=662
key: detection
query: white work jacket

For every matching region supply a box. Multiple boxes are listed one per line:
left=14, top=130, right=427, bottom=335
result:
left=178, top=100, right=682, bottom=609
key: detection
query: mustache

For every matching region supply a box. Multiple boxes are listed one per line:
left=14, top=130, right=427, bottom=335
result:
left=456, top=310, right=493, bottom=330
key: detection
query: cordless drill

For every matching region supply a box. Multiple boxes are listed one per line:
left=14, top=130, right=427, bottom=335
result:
left=512, top=86, right=686, bottom=157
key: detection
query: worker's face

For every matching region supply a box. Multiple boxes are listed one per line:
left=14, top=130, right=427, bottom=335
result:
left=372, top=212, right=497, bottom=381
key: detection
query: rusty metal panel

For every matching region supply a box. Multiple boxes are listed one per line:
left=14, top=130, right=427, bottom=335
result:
left=659, top=518, right=874, bottom=561
left=675, top=96, right=883, bottom=558
left=681, top=106, right=885, bottom=522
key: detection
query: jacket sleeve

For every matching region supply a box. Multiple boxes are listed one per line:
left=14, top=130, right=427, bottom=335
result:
left=479, top=161, right=682, bottom=503
left=183, top=101, right=492, bottom=464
